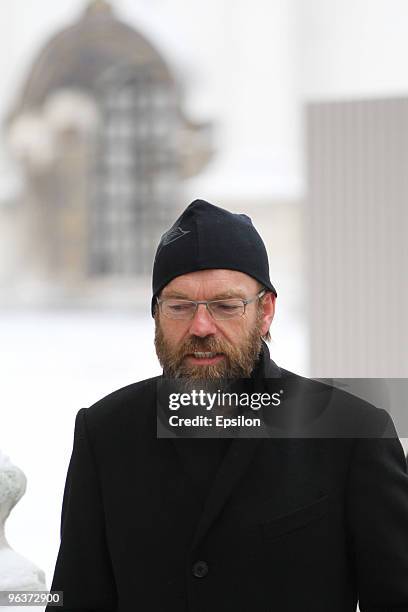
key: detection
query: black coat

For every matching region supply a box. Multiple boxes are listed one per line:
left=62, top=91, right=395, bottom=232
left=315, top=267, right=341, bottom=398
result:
left=47, top=344, right=408, bottom=611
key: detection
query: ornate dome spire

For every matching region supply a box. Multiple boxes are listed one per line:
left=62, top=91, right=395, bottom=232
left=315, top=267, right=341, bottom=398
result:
left=84, top=0, right=114, bottom=16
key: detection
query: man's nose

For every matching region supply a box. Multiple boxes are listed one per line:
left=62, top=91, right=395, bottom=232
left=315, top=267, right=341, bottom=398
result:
left=188, top=304, right=217, bottom=337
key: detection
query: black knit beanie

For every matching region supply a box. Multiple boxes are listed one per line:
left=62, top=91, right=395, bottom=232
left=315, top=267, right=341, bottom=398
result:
left=151, top=199, right=277, bottom=316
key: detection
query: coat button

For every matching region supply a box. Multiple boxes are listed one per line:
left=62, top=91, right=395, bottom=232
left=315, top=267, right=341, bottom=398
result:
left=192, top=560, right=209, bottom=578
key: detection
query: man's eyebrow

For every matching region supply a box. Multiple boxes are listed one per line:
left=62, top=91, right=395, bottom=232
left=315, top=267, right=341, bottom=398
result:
left=210, top=291, right=247, bottom=299
left=161, top=291, right=190, bottom=299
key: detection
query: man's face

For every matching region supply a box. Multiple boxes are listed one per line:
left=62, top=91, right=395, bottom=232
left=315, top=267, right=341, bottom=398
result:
left=154, top=269, right=275, bottom=379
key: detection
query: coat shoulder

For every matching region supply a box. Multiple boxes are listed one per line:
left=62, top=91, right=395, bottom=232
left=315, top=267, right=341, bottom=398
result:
left=84, top=376, right=160, bottom=431
left=273, top=368, right=395, bottom=438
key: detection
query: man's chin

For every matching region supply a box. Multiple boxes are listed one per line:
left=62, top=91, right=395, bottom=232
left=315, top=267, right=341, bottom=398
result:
left=175, top=361, right=229, bottom=380
left=167, top=370, right=233, bottom=396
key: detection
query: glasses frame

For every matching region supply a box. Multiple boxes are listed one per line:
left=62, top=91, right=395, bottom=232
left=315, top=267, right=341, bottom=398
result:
left=156, top=288, right=267, bottom=321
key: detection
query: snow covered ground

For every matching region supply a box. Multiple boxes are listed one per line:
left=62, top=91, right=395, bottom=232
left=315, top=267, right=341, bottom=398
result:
left=0, top=307, right=307, bottom=586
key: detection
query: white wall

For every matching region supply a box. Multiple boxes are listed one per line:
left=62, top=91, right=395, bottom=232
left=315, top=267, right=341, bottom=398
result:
left=297, top=0, right=408, bottom=101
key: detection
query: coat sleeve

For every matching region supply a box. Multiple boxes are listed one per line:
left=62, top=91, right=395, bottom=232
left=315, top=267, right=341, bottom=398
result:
left=46, top=408, right=117, bottom=611
left=346, top=409, right=408, bottom=612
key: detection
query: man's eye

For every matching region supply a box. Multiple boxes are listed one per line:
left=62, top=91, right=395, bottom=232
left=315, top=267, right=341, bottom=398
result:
left=214, top=302, right=241, bottom=311
left=168, top=303, right=192, bottom=312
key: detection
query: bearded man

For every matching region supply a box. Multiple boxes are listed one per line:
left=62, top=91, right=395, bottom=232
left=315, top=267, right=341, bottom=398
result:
left=47, top=200, right=408, bottom=612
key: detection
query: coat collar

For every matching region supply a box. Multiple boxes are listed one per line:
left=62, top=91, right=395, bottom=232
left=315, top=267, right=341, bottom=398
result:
left=253, top=339, right=282, bottom=379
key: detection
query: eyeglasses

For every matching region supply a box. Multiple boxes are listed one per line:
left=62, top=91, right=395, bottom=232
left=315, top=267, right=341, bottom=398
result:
left=156, top=289, right=267, bottom=321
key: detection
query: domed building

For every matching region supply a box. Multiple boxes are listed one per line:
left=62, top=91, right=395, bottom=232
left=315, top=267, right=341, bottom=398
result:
left=6, top=0, right=212, bottom=299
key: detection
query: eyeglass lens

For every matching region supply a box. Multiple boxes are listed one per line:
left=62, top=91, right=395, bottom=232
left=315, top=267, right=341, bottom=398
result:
left=161, top=299, right=245, bottom=320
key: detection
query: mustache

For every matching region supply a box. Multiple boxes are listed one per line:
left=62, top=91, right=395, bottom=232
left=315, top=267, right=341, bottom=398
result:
left=178, top=336, right=229, bottom=356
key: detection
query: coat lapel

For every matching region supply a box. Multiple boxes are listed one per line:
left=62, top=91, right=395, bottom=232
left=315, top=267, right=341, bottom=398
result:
left=190, top=436, right=262, bottom=549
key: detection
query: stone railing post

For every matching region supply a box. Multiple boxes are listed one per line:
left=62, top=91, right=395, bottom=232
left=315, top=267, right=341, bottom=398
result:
left=0, top=450, right=46, bottom=610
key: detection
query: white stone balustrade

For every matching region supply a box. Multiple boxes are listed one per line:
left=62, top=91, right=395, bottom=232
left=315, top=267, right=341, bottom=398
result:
left=0, top=450, right=46, bottom=611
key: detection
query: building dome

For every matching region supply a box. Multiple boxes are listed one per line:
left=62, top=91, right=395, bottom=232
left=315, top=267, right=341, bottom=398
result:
left=4, top=0, right=212, bottom=294
left=11, top=0, right=175, bottom=118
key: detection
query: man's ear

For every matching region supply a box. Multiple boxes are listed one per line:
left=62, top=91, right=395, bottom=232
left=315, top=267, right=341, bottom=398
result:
left=260, top=292, right=275, bottom=338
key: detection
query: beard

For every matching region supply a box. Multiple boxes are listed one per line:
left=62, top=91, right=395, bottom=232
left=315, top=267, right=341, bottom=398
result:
left=154, top=307, right=264, bottom=381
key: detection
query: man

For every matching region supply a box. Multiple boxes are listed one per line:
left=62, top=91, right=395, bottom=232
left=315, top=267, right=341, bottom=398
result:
left=47, top=200, right=408, bottom=611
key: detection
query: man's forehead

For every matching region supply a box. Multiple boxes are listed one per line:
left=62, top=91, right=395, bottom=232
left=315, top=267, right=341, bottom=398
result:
left=161, top=269, right=259, bottom=297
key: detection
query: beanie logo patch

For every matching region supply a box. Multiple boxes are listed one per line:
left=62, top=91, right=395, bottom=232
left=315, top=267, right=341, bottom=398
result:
left=161, top=225, right=191, bottom=247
